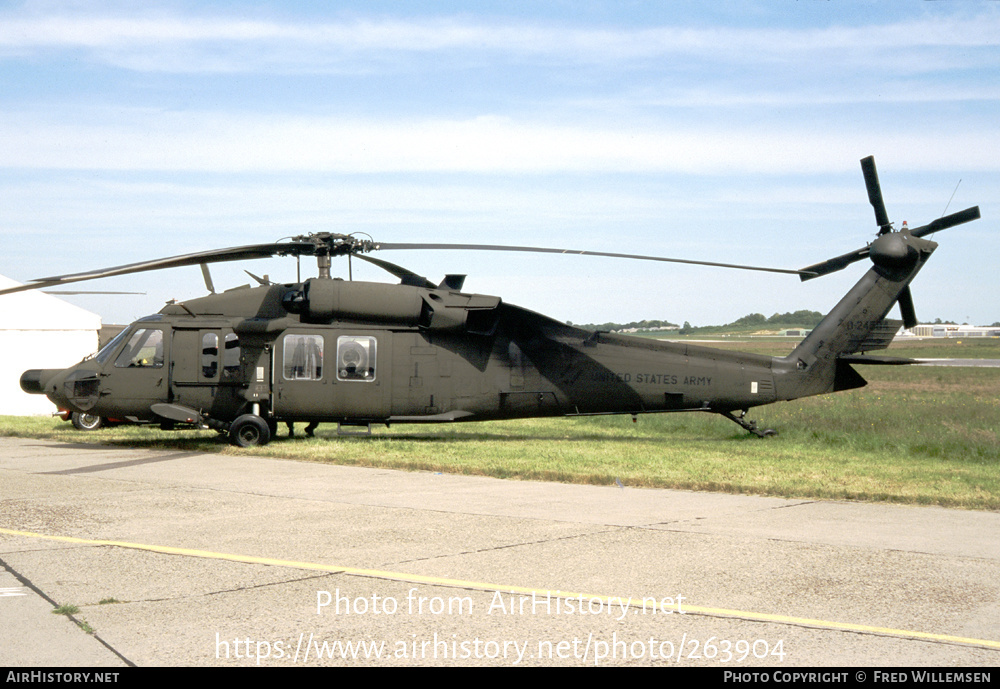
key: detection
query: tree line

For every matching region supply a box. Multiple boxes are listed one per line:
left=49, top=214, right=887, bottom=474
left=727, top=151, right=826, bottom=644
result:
left=571, top=311, right=823, bottom=333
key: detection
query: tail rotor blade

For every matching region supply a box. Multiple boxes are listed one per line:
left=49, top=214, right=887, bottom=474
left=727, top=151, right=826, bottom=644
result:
left=910, top=206, right=981, bottom=238
left=861, top=156, right=892, bottom=233
left=798, top=246, right=871, bottom=281
left=897, top=285, right=918, bottom=329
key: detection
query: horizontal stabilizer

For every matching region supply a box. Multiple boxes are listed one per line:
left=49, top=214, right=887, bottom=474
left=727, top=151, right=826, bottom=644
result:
left=838, top=354, right=919, bottom=366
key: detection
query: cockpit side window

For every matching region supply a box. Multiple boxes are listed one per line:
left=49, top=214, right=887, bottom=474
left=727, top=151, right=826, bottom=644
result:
left=114, top=329, right=164, bottom=368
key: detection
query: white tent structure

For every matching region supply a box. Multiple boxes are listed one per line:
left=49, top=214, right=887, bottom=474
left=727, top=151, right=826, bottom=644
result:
left=0, top=275, right=102, bottom=416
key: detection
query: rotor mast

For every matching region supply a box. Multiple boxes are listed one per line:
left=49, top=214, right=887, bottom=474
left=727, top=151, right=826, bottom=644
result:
left=289, top=232, right=377, bottom=281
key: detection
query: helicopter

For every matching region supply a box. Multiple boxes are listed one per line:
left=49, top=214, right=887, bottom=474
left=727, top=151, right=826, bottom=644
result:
left=3, top=156, right=981, bottom=447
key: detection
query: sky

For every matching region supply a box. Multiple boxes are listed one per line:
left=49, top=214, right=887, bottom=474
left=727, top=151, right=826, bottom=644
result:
left=1, top=0, right=998, bottom=327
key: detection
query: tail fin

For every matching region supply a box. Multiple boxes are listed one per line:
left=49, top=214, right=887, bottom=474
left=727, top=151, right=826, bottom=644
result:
left=774, top=231, right=937, bottom=400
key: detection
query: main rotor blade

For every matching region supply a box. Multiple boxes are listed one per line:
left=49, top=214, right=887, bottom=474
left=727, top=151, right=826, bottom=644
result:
left=42, top=290, right=146, bottom=295
left=909, top=206, right=981, bottom=238
left=374, top=243, right=811, bottom=276
left=861, top=155, right=892, bottom=232
left=354, top=254, right=437, bottom=289
left=0, top=241, right=316, bottom=297
left=798, top=246, right=871, bottom=281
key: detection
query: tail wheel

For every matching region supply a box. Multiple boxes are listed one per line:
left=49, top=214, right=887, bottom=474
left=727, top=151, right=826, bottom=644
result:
left=228, top=414, right=271, bottom=448
left=71, top=412, right=104, bottom=431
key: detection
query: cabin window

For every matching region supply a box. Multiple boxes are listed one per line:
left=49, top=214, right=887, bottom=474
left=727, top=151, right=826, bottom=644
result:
left=337, top=336, right=376, bottom=382
left=223, top=333, right=241, bottom=378
left=201, top=333, right=219, bottom=378
left=114, top=329, right=164, bottom=368
left=283, top=334, right=323, bottom=381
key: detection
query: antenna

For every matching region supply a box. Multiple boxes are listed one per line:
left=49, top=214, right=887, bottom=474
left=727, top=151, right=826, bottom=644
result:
left=200, top=263, right=216, bottom=293
left=928, top=179, right=963, bottom=239
left=942, top=179, right=962, bottom=218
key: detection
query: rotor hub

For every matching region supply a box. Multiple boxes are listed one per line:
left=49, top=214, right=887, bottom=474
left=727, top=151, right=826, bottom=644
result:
left=868, top=231, right=935, bottom=279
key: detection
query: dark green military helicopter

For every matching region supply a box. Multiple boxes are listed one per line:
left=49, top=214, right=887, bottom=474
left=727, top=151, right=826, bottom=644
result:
left=4, top=157, right=981, bottom=446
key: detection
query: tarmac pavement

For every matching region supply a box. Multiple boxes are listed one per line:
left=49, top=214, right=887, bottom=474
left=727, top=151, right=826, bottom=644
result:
left=1, top=436, right=998, bottom=667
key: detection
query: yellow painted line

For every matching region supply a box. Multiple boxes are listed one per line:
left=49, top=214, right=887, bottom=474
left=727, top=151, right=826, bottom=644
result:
left=3, top=527, right=998, bottom=651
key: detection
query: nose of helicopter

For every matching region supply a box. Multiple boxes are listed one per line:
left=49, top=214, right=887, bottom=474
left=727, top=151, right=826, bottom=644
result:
left=20, top=367, right=101, bottom=412
left=19, top=369, right=62, bottom=395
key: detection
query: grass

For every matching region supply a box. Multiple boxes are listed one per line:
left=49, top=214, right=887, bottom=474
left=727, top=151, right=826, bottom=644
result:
left=50, top=604, right=95, bottom=634
left=2, top=339, right=997, bottom=510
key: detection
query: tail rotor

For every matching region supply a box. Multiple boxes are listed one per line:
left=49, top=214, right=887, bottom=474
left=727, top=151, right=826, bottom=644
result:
left=799, top=156, right=980, bottom=329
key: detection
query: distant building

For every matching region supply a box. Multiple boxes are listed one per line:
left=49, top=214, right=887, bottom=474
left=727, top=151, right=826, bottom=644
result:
left=0, top=275, right=101, bottom=416
left=617, top=326, right=678, bottom=334
left=908, top=324, right=1000, bottom=338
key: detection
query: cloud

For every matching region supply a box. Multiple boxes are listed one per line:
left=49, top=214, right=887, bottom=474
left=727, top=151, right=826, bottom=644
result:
left=2, top=109, right=997, bottom=175
left=1, top=9, right=998, bottom=73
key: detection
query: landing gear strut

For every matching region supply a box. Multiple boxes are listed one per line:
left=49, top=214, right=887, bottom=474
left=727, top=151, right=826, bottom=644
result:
left=720, top=410, right=777, bottom=438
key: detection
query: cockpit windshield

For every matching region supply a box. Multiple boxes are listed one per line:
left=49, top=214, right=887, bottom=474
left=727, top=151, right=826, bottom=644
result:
left=94, top=327, right=131, bottom=365
left=93, top=315, right=163, bottom=365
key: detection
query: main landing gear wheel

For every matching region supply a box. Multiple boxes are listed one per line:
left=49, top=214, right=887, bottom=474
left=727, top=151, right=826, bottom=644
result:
left=228, top=414, right=271, bottom=447
left=71, top=412, right=104, bottom=431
